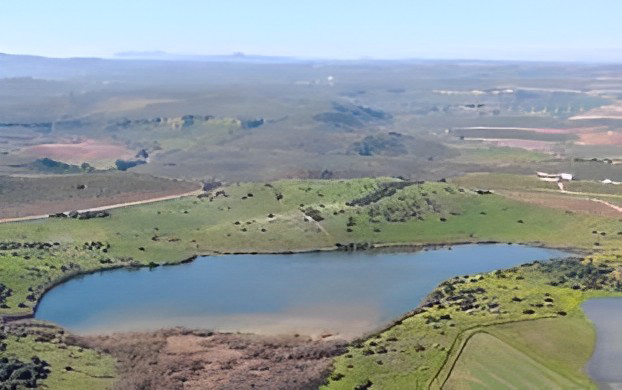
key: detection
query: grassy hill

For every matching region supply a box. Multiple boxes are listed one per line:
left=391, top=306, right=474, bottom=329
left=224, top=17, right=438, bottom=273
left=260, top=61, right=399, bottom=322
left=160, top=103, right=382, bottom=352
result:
left=0, top=177, right=617, bottom=318
left=323, top=256, right=621, bottom=389
left=2, top=175, right=622, bottom=389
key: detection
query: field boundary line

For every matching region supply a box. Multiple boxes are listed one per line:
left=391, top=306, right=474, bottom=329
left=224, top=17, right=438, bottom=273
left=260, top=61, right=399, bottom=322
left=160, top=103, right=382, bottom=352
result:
left=429, top=315, right=557, bottom=389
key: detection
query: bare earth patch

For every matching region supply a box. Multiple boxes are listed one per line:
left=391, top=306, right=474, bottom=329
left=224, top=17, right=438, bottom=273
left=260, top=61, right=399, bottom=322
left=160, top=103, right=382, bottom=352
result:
left=0, top=173, right=200, bottom=219
left=74, top=329, right=347, bottom=390
left=578, top=131, right=622, bottom=146
left=499, top=190, right=622, bottom=218
left=18, top=139, right=135, bottom=166
left=570, top=103, right=622, bottom=120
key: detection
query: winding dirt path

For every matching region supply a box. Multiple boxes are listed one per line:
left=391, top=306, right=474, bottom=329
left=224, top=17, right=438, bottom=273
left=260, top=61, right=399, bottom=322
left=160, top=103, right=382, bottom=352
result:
left=555, top=183, right=622, bottom=214
left=589, top=198, right=622, bottom=213
left=299, top=210, right=332, bottom=237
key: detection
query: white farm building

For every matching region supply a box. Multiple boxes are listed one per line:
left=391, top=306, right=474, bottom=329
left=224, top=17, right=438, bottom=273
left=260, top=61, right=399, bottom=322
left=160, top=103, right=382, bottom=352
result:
left=536, top=172, right=573, bottom=182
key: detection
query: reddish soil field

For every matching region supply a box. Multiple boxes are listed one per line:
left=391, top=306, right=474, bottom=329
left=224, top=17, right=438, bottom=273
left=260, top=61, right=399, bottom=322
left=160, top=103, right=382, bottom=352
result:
left=578, top=131, right=622, bottom=146
left=19, top=139, right=135, bottom=164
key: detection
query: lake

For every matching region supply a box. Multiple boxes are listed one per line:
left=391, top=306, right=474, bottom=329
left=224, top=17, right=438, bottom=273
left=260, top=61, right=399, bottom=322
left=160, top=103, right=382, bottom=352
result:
left=36, top=244, right=568, bottom=338
left=583, top=298, right=622, bottom=390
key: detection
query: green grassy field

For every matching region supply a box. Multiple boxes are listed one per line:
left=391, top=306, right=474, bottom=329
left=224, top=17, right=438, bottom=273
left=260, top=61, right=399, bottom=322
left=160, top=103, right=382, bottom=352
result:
left=443, top=332, right=585, bottom=389
left=1, top=321, right=118, bottom=390
left=452, top=173, right=560, bottom=192
left=0, top=177, right=616, bottom=317
left=5, top=56, right=622, bottom=388
left=453, top=172, right=622, bottom=197
left=323, top=255, right=622, bottom=390
left=2, top=176, right=622, bottom=389
left=4, top=334, right=117, bottom=389
left=480, top=314, right=596, bottom=387
left=449, top=146, right=552, bottom=165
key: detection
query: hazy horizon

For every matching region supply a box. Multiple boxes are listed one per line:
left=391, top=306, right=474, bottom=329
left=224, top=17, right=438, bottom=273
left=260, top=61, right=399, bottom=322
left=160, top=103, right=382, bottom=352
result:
left=2, top=49, right=622, bottom=65
left=2, top=0, right=622, bottom=63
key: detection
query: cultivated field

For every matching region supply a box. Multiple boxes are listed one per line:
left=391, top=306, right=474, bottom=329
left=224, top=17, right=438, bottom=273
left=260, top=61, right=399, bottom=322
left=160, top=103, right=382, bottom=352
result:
left=2, top=55, right=622, bottom=181
left=0, top=172, right=199, bottom=219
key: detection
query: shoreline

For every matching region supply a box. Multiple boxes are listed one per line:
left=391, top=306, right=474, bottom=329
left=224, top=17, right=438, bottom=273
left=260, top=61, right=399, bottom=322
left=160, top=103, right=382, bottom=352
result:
left=1, top=242, right=600, bottom=390
left=1, top=240, right=583, bottom=335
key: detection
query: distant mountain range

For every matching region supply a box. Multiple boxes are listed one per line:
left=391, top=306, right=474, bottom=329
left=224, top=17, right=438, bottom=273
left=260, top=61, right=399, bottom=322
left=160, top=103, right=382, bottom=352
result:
left=0, top=52, right=317, bottom=80
left=114, top=51, right=306, bottom=63
left=2, top=52, right=620, bottom=81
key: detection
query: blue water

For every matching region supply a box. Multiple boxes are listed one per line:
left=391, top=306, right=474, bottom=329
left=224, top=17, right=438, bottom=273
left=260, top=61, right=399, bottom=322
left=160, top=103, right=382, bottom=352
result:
left=35, top=244, right=569, bottom=337
left=583, top=298, right=622, bottom=389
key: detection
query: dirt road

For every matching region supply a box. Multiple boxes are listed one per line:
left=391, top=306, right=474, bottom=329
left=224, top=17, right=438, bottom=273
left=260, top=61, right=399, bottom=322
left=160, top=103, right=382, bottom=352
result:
left=0, top=187, right=204, bottom=224
left=556, top=182, right=622, bottom=214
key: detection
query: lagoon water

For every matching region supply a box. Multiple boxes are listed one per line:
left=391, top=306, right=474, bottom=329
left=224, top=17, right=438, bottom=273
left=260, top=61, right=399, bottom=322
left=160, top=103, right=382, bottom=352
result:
left=36, top=244, right=568, bottom=338
left=583, top=298, right=622, bottom=390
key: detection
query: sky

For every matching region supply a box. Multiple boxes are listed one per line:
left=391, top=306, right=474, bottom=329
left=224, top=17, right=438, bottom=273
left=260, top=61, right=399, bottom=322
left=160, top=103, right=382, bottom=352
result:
left=1, top=0, right=622, bottom=62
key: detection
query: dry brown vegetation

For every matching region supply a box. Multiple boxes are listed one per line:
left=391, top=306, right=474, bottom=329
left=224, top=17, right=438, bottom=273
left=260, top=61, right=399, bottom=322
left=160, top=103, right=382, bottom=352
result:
left=73, top=329, right=347, bottom=390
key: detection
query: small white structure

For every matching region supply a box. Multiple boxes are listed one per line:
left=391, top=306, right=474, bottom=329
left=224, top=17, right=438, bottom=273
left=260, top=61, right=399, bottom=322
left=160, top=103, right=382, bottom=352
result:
left=536, top=172, right=573, bottom=182
left=602, top=179, right=621, bottom=185
left=560, top=173, right=573, bottom=181
left=537, top=171, right=556, bottom=179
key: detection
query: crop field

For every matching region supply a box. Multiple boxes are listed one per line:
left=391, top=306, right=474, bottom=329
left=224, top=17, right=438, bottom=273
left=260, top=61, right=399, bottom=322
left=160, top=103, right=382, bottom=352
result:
left=448, top=146, right=552, bottom=165
left=450, top=128, right=577, bottom=142
left=498, top=190, right=622, bottom=217
left=446, top=122, right=622, bottom=156
left=452, top=173, right=622, bottom=219
left=0, top=172, right=199, bottom=219
left=443, top=332, right=583, bottom=389
left=2, top=55, right=621, bottom=182
left=454, top=173, right=622, bottom=195
left=17, top=139, right=135, bottom=167
left=577, top=131, right=622, bottom=146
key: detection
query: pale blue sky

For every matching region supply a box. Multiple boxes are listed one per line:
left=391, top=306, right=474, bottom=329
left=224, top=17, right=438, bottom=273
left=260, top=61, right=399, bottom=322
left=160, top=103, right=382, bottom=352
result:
left=2, top=0, right=621, bottom=61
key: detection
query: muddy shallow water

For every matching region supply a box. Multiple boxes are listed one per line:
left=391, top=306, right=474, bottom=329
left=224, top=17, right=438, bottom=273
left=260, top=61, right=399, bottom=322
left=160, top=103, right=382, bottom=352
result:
left=583, top=298, right=622, bottom=390
left=36, top=244, right=568, bottom=338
